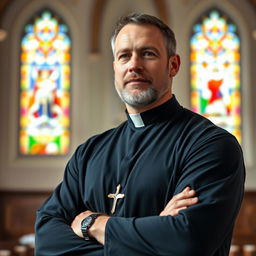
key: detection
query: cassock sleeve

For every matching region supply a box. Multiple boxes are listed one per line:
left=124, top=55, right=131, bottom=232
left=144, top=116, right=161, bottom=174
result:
left=35, top=145, right=104, bottom=256
left=104, top=133, right=245, bottom=256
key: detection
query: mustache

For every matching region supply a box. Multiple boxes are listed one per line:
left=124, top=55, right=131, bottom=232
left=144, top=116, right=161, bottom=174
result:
left=124, top=75, right=152, bottom=86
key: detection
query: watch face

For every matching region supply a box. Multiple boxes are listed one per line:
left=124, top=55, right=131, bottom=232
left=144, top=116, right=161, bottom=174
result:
left=82, top=216, right=93, bottom=228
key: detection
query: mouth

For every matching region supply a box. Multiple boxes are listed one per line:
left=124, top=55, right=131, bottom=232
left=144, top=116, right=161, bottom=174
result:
left=125, top=78, right=152, bottom=86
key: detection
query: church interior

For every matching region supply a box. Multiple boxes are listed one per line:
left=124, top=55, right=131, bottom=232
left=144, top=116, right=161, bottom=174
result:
left=0, top=0, right=255, bottom=255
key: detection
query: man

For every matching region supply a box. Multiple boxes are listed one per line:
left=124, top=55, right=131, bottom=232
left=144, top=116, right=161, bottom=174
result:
left=35, top=13, right=245, bottom=256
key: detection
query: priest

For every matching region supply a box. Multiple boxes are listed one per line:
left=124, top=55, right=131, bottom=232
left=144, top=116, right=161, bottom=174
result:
left=35, top=13, right=245, bottom=256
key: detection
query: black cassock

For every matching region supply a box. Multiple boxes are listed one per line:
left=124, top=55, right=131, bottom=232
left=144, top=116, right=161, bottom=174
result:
left=35, top=96, right=245, bottom=256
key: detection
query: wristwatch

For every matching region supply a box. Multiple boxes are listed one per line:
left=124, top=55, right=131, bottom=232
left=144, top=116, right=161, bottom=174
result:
left=81, top=213, right=102, bottom=240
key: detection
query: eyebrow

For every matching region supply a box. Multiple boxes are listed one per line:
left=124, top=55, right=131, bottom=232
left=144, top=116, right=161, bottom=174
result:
left=115, top=46, right=160, bottom=58
left=139, top=46, right=160, bottom=55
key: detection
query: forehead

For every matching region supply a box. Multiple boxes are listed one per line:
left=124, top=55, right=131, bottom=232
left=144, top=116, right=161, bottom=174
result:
left=114, top=24, right=166, bottom=52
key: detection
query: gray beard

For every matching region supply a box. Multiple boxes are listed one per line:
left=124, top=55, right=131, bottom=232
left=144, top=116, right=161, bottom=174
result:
left=117, top=87, right=158, bottom=107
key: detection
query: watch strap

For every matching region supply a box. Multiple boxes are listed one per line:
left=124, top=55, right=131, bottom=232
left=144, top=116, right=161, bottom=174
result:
left=81, top=213, right=102, bottom=240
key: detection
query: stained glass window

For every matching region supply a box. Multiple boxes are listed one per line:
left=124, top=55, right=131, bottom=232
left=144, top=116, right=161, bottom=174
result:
left=19, top=10, right=71, bottom=155
left=190, top=10, right=241, bottom=143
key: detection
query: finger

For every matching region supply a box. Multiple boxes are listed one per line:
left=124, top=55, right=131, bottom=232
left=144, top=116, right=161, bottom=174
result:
left=177, top=188, right=196, bottom=200
left=163, top=197, right=199, bottom=213
left=164, top=187, right=196, bottom=209
left=173, top=196, right=199, bottom=209
left=172, top=187, right=195, bottom=201
left=160, top=206, right=187, bottom=217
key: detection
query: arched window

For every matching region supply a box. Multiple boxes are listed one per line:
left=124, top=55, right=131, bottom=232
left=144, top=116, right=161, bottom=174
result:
left=190, top=10, right=241, bottom=143
left=19, top=10, right=71, bottom=155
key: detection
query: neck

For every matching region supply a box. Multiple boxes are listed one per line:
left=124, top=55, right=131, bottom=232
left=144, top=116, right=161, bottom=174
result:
left=126, top=92, right=173, bottom=114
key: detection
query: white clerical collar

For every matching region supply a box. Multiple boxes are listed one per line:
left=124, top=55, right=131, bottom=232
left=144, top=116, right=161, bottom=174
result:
left=129, top=113, right=145, bottom=128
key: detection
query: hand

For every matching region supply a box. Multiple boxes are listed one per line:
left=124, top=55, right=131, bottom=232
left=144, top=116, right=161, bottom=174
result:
left=71, top=210, right=110, bottom=244
left=160, top=187, right=198, bottom=216
left=71, top=210, right=93, bottom=238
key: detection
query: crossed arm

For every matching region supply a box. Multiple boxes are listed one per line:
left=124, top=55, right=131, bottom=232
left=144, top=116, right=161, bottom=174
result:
left=71, top=186, right=198, bottom=244
left=35, top=134, right=245, bottom=256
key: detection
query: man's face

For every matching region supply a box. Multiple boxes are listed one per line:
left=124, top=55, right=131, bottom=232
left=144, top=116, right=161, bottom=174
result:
left=113, top=24, right=180, bottom=112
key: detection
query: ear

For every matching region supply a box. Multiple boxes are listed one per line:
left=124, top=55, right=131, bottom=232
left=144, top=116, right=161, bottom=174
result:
left=168, top=54, right=181, bottom=77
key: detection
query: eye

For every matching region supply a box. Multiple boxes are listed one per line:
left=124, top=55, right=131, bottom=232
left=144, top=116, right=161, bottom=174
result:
left=118, top=53, right=130, bottom=60
left=142, top=51, right=157, bottom=57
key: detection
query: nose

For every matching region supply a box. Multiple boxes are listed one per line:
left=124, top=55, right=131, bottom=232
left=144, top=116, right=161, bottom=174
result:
left=128, top=54, right=143, bottom=73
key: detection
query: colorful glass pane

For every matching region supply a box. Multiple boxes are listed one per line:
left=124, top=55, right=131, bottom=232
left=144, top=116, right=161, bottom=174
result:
left=19, top=10, right=71, bottom=155
left=190, top=10, right=241, bottom=143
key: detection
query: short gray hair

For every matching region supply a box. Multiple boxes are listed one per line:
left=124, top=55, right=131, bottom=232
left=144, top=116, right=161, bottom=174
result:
left=111, top=13, right=176, bottom=57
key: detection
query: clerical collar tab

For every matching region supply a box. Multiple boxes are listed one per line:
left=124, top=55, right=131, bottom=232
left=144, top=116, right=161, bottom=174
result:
left=129, top=113, right=145, bottom=128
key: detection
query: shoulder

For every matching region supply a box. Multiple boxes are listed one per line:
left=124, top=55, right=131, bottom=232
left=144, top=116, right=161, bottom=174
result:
left=177, top=108, right=242, bottom=157
left=177, top=110, right=245, bottom=182
left=180, top=108, right=235, bottom=138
